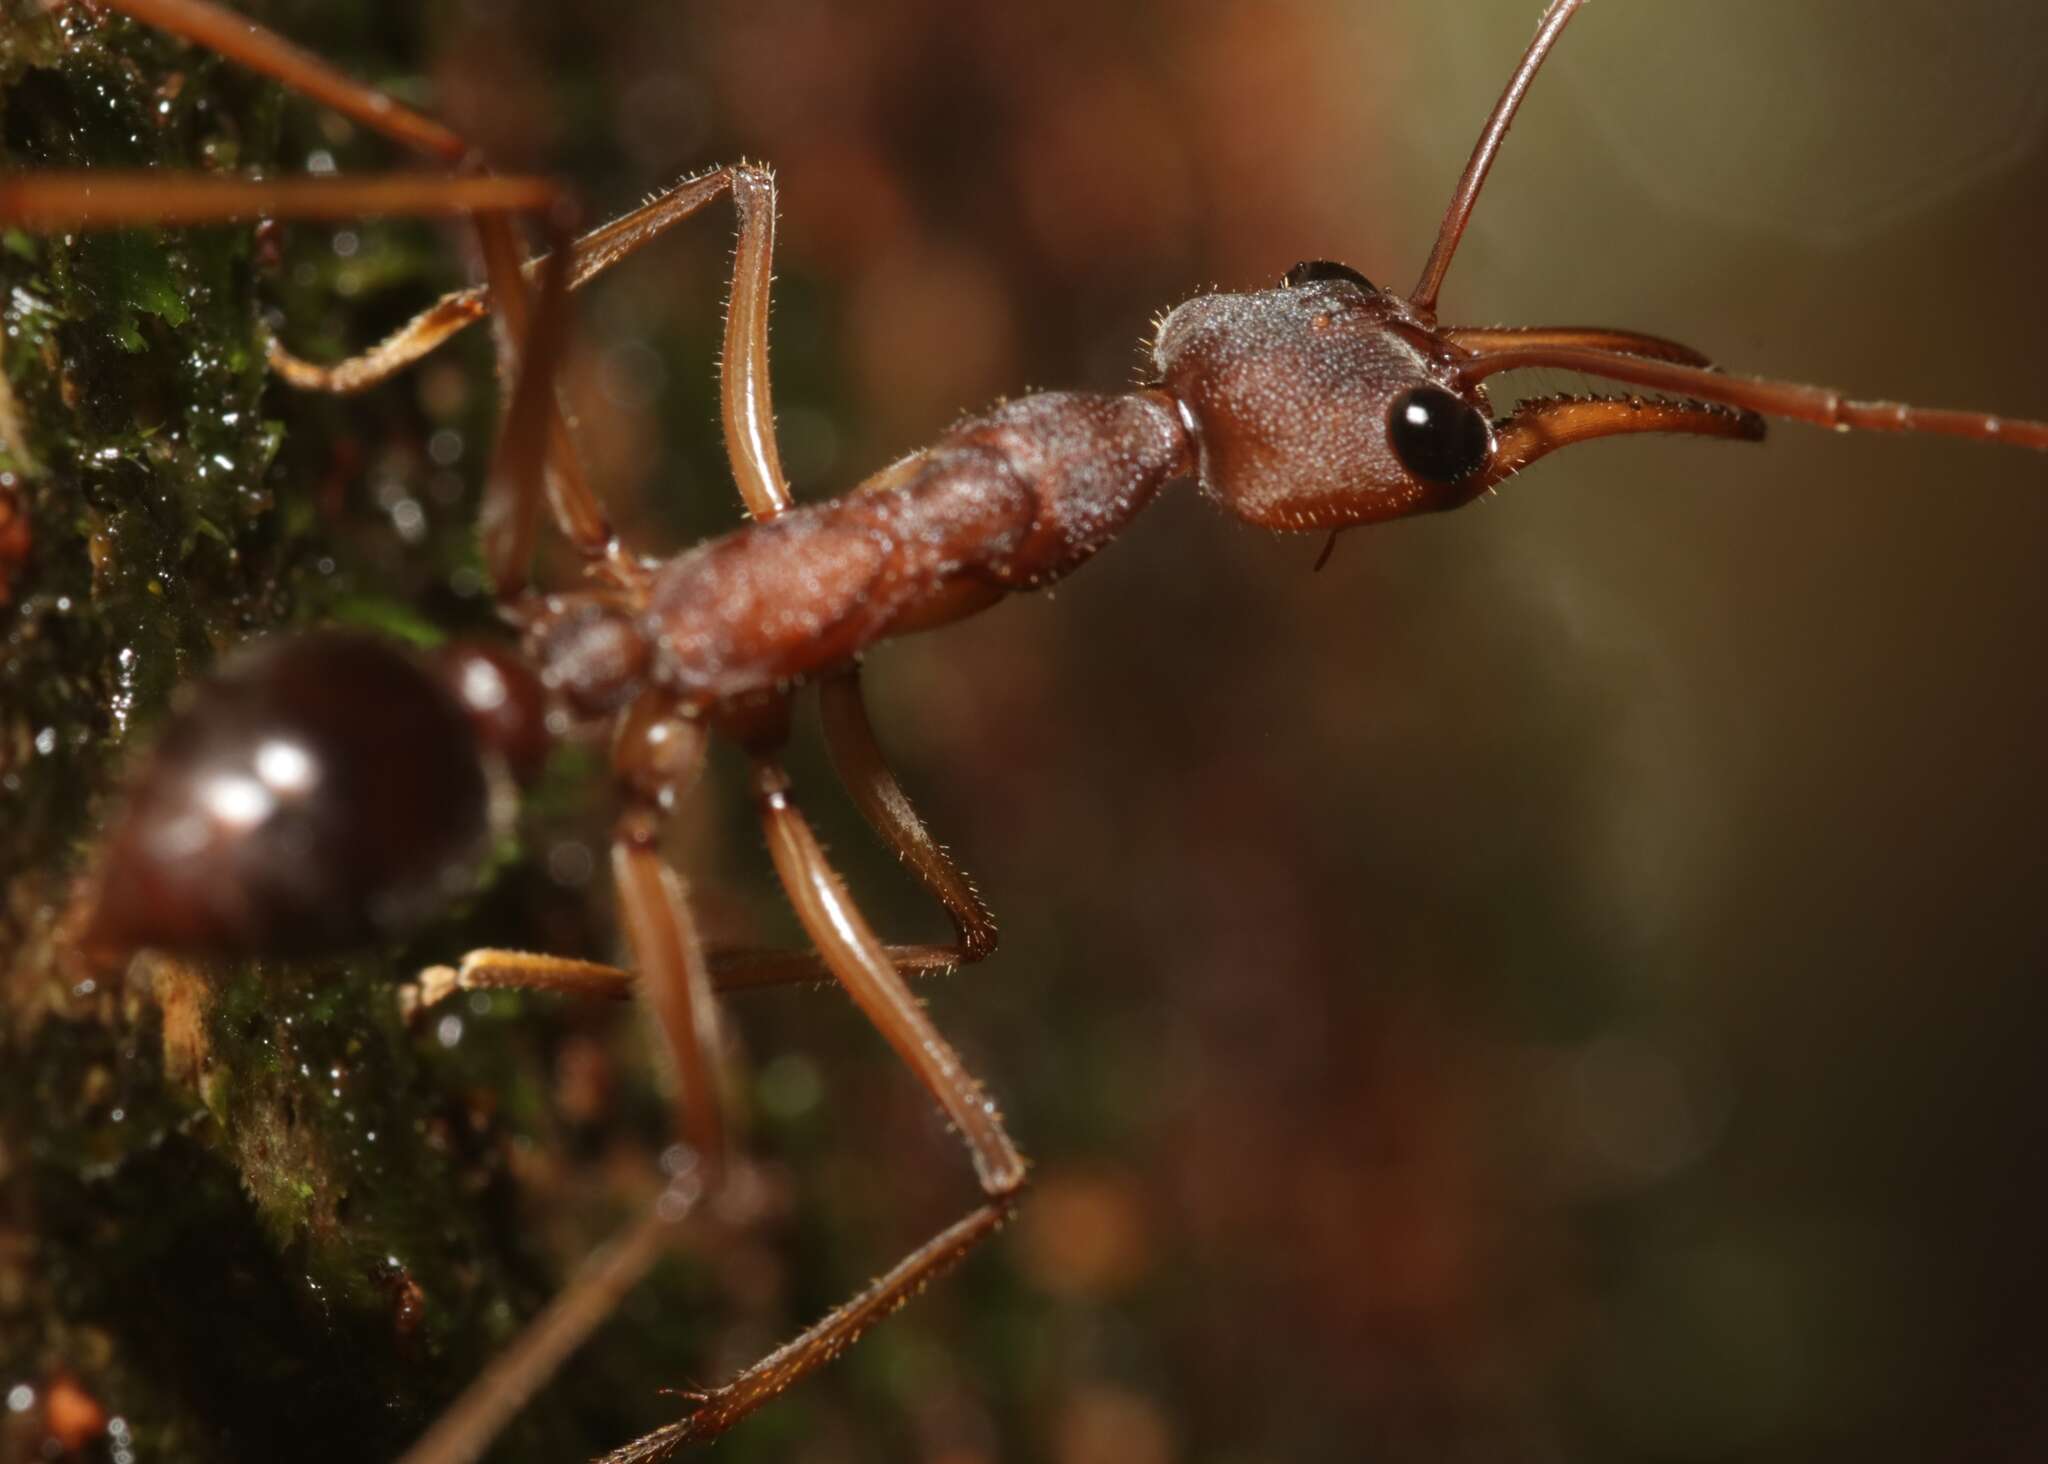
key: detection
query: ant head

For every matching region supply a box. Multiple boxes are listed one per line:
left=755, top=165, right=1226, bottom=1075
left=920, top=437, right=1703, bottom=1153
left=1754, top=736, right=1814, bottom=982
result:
left=1153, top=264, right=1495, bottom=532
left=1148, top=0, right=1782, bottom=538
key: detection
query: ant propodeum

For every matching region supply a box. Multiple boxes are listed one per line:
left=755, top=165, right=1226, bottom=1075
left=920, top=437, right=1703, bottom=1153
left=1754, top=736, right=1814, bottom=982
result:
left=7, top=1, right=2046, bottom=1461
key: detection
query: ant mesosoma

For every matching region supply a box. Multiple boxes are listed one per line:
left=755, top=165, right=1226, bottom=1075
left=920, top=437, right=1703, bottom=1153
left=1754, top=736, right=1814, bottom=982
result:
left=10, top=1, right=2046, bottom=1460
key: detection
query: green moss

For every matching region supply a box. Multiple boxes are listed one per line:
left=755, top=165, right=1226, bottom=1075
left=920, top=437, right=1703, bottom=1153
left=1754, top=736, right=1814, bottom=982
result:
left=0, top=5, right=290, bottom=882
left=0, top=7, right=710, bottom=1460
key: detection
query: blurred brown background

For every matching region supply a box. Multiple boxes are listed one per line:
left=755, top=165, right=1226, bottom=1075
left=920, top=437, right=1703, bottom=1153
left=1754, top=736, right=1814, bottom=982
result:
left=247, top=0, right=2048, bottom=1459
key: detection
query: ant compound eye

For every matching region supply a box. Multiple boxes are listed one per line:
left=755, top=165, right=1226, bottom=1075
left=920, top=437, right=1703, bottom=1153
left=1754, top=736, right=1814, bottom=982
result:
left=1387, top=386, right=1492, bottom=485
left=1281, top=260, right=1375, bottom=292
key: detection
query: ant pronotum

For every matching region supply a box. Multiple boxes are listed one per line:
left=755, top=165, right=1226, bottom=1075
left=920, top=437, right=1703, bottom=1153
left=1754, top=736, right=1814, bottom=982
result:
left=7, top=1, right=2046, bottom=1461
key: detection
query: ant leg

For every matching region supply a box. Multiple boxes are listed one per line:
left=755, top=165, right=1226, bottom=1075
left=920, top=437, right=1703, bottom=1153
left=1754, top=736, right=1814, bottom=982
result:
left=0, top=169, right=616, bottom=577
left=595, top=1205, right=1009, bottom=1463
left=18, top=0, right=621, bottom=573
left=472, top=159, right=797, bottom=553
left=438, top=662, right=1004, bottom=997
left=613, top=812, right=728, bottom=1178
left=473, top=205, right=588, bottom=597
left=819, top=665, right=996, bottom=958
left=406, top=940, right=958, bottom=1006
left=100, top=0, right=470, bottom=162
left=258, top=163, right=794, bottom=521
left=398, top=699, right=729, bottom=1464
left=610, top=696, right=730, bottom=1180
left=750, top=753, right=1023, bottom=1192
left=596, top=753, right=1024, bottom=1458
left=426, top=661, right=1000, bottom=998
left=706, top=665, right=999, bottom=990
left=266, top=172, right=748, bottom=394
left=0, top=175, right=559, bottom=229
left=707, top=943, right=964, bottom=991
left=87, top=0, right=615, bottom=566
left=101, top=2, right=794, bottom=520
left=274, top=163, right=796, bottom=523
left=403, top=950, right=634, bottom=1017
left=397, top=1201, right=681, bottom=1464
left=710, top=164, right=793, bottom=521
left=472, top=203, right=620, bottom=576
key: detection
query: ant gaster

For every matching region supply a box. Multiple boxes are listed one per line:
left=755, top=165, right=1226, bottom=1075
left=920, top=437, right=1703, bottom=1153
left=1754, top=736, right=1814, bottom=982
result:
left=10, top=1, right=2045, bottom=1461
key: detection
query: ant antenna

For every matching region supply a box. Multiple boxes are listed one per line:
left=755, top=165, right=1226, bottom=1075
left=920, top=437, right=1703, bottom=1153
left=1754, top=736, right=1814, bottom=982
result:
left=1409, top=0, right=1585, bottom=318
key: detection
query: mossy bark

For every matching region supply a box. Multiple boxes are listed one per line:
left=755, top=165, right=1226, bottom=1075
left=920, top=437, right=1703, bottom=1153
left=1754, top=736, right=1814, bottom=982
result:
left=0, top=8, right=691, bottom=1460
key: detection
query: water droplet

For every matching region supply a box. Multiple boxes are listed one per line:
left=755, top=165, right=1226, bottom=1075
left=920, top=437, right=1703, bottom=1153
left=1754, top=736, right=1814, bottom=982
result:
left=390, top=498, right=426, bottom=543
left=427, top=429, right=463, bottom=466
left=546, top=840, right=594, bottom=888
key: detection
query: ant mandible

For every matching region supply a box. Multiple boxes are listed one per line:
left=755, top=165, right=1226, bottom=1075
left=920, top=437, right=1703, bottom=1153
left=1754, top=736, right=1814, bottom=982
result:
left=8, top=1, right=2046, bottom=1461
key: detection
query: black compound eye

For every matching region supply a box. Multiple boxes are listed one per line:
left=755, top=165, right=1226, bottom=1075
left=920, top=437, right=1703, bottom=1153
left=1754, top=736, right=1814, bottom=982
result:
left=1281, top=259, right=1374, bottom=292
left=1387, top=386, right=1492, bottom=484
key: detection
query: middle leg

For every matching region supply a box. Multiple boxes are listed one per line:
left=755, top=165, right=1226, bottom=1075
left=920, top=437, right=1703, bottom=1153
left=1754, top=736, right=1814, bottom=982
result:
left=589, top=749, right=1028, bottom=1458
left=405, top=724, right=1026, bottom=1460
left=709, top=663, right=1000, bottom=988
left=752, top=749, right=1022, bottom=1191
left=423, top=664, right=1005, bottom=1003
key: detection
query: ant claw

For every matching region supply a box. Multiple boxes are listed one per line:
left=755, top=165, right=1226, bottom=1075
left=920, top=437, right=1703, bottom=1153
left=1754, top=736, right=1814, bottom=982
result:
left=400, top=964, right=461, bottom=1022
left=594, top=1387, right=739, bottom=1463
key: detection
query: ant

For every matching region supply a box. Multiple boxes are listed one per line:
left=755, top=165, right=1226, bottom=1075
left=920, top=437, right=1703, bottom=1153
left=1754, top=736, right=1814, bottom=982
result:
left=7, top=1, right=2046, bottom=1461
